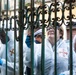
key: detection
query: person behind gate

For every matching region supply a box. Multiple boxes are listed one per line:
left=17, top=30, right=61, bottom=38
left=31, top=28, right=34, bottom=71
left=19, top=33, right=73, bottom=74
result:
left=25, top=22, right=69, bottom=75
left=35, top=22, right=69, bottom=75
left=25, top=27, right=42, bottom=75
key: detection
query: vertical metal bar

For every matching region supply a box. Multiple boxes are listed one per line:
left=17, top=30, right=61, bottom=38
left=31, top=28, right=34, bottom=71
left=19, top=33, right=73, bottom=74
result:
left=22, top=0, right=25, bottom=74
left=54, top=0, right=57, bottom=75
left=69, top=1, right=73, bottom=75
left=14, top=0, right=16, bottom=75
left=41, top=0, right=45, bottom=75
left=6, top=0, right=9, bottom=75
left=19, top=0, right=24, bottom=75
left=22, top=0, right=25, bottom=9
left=0, top=0, right=1, bottom=26
left=31, top=0, right=34, bottom=75
left=0, top=0, right=1, bottom=15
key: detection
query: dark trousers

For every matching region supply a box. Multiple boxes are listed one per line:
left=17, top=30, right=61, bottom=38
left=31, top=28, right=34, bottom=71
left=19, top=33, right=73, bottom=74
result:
left=26, top=67, right=31, bottom=75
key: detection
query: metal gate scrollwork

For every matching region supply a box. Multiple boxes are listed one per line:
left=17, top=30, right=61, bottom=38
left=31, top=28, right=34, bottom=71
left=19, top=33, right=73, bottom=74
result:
left=0, top=0, right=76, bottom=75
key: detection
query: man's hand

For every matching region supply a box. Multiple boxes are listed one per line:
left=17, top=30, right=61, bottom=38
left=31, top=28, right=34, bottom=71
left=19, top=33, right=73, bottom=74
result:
left=25, top=35, right=31, bottom=48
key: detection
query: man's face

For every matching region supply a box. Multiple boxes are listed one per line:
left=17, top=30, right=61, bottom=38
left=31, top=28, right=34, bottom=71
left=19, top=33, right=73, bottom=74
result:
left=35, top=35, right=42, bottom=43
left=47, top=26, right=60, bottom=40
left=47, top=26, right=55, bottom=39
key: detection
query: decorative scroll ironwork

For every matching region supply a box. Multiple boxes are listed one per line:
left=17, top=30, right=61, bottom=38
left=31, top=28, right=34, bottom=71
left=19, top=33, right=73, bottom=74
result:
left=0, top=1, right=76, bottom=42
left=0, top=1, right=76, bottom=75
left=0, top=1, right=76, bottom=29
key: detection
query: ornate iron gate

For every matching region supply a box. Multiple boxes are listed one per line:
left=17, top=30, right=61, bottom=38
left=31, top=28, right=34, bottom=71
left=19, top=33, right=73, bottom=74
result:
left=0, top=0, right=76, bottom=75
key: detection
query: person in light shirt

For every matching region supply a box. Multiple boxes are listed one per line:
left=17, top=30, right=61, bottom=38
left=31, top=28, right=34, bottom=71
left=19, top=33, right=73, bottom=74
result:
left=0, top=29, right=19, bottom=75
left=25, top=22, right=69, bottom=75
left=25, top=27, right=42, bottom=75
left=72, top=35, right=76, bottom=73
left=59, top=35, right=76, bottom=75
left=0, top=28, right=26, bottom=75
left=36, top=22, right=69, bottom=75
